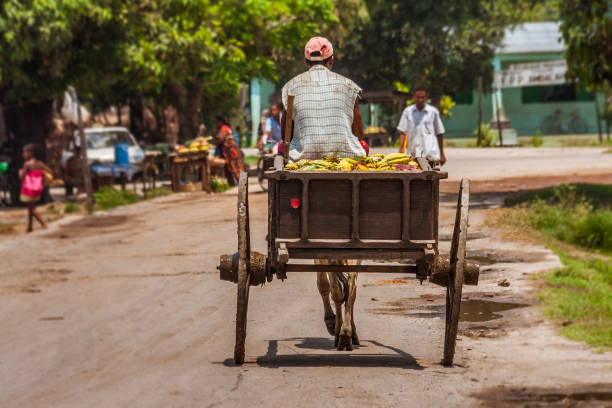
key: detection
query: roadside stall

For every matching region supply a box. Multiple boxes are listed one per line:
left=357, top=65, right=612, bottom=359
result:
left=169, top=138, right=212, bottom=193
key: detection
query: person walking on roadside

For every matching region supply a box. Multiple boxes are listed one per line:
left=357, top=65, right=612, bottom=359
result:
left=210, top=116, right=244, bottom=186
left=397, top=85, right=446, bottom=166
left=258, top=103, right=283, bottom=155
left=19, top=144, right=52, bottom=232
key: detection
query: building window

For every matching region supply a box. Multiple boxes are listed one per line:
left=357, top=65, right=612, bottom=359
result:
left=522, top=85, right=592, bottom=104
left=452, top=90, right=473, bottom=105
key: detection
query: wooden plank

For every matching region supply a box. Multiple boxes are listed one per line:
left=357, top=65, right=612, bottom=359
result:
left=266, top=170, right=448, bottom=182
left=410, top=179, right=433, bottom=240
left=288, top=248, right=425, bottom=260
left=402, top=179, right=411, bottom=240
left=275, top=237, right=434, bottom=249
left=300, top=179, right=309, bottom=239
left=359, top=179, right=402, bottom=240
left=285, top=264, right=419, bottom=273
left=278, top=180, right=301, bottom=238
left=308, top=180, right=352, bottom=239
left=352, top=179, right=360, bottom=240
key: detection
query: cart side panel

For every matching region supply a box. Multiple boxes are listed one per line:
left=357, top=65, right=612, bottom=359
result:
left=359, top=180, right=402, bottom=240
left=278, top=180, right=301, bottom=238
left=308, top=180, right=352, bottom=239
left=410, top=180, right=434, bottom=240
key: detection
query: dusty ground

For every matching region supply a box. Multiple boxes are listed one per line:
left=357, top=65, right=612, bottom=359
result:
left=1, top=147, right=611, bottom=407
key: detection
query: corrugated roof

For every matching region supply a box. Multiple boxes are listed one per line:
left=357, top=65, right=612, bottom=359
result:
left=497, top=22, right=564, bottom=54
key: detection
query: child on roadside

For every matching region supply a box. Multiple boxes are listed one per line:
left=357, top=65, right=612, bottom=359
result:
left=19, top=144, right=52, bottom=232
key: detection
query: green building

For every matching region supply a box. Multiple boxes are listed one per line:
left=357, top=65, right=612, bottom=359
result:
left=445, top=22, right=604, bottom=138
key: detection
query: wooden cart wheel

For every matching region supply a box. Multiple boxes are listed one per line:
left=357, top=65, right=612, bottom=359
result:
left=443, top=178, right=470, bottom=366
left=234, top=172, right=251, bottom=364
left=257, top=156, right=268, bottom=192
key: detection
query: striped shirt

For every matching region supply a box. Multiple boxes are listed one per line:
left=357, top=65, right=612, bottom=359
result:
left=282, top=65, right=366, bottom=160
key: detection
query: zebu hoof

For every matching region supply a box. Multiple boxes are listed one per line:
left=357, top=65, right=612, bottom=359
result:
left=352, top=333, right=360, bottom=346
left=337, top=334, right=353, bottom=351
left=324, top=313, right=336, bottom=336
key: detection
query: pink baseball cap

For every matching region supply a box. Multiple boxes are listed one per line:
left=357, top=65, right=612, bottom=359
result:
left=304, top=37, right=333, bottom=61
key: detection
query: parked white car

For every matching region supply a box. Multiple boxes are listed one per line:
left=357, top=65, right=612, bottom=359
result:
left=61, top=126, right=145, bottom=169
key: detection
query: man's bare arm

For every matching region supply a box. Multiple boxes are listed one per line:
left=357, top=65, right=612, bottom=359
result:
left=351, top=100, right=364, bottom=140
left=436, top=133, right=446, bottom=165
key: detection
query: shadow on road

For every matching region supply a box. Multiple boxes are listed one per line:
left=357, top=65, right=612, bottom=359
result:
left=248, top=338, right=424, bottom=369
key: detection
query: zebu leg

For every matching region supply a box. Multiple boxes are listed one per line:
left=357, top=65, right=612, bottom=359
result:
left=346, top=270, right=359, bottom=346
left=315, top=261, right=336, bottom=335
left=329, top=269, right=347, bottom=350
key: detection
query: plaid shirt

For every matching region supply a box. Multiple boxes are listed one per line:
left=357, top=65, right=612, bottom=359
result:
left=282, top=66, right=366, bottom=160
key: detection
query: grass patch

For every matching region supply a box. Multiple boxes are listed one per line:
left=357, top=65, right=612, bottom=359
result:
left=539, top=248, right=612, bottom=348
left=0, top=222, right=15, bottom=235
left=503, top=183, right=612, bottom=348
left=243, top=155, right=258, bottom=166
left=64, top=202, right=81, bottom=213
left=211, top=176, right=231, bottom=193
left=94, top=187, right=140, bottom=210
left=505, top=183, right=612, bottom=209
left=144, top=188, right=173, bottom=200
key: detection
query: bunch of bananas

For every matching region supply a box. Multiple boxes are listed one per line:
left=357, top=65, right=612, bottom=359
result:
left=177, top=136, right=212, bottom=155
left=284, top=153, right=420, bottom=172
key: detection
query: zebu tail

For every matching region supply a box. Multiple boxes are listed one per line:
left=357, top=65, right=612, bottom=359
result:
left=337, top=272, right=349, bottom=303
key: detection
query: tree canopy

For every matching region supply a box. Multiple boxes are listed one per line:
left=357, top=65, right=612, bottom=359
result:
left=338, top=0, right=537, bottom=102
left=559, top=0, right=611, bottom=90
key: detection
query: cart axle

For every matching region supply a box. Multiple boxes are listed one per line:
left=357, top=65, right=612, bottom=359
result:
left=218, top=253, right=478, bottom=286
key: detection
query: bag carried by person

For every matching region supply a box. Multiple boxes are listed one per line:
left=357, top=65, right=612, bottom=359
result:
left=43, top=170, right=53, bottom=187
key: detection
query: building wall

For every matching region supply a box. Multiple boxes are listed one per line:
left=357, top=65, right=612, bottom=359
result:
left=444, top=51, right=605, bottom=138
left=444, top=89, right=603, bottom=138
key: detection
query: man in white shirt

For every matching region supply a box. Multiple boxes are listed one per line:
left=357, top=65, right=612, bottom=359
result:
left=397, top=85, right=446, bottom=166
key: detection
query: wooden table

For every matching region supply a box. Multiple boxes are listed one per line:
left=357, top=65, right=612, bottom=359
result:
left=169, top=152, right=211, bottom=193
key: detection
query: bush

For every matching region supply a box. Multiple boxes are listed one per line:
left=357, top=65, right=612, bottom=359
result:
left=211, top=177, right=231, bottom=193
left=64, top=202, right=80, bottom=213
left=531, top=130, right=544, bottom=147
left=94, top=187, right=140, bottom=210
left=473, top=123, right=496, bottom=147
left=144, top=188, right=172, bottom=200
left=522, top=185, right=612, bottom=252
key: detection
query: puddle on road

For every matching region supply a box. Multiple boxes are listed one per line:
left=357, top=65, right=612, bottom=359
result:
left=477, top=384, right=612, bottom=407
left=459, top=299, right=528, bottom=322
left=374, top=298, right=529, bottom=323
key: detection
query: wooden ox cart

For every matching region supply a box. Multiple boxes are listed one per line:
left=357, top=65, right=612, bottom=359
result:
left=218, top=157, right=479, bottom=366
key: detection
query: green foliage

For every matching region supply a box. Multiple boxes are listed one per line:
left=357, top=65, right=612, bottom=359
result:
left=341, top=0, right=534, bottom=100
left=559, top=0, right=611, bottom=90
left=509, top=184, right=612, bottom=253
left=531, top=130, right=544, bottom=147
left=0, top=0, right=128, bottom=104
left=211, top=176, right=231, bottom=193
left=144, top=188, right=173, bottom=200
left=473, top=123, right=496, bottom=147
left=94, top=187, right=140, bottom=210
left=504, top=183, right=612, bottom=209
left=438, top=95, right=456, bottom=120
left=64, top=202, right=81, bottom=213
left=539, top=248, right=612, bottom=348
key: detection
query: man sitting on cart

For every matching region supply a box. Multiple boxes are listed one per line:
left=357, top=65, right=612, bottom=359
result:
left=258, top=103, right=283, bottom=155
left=281, top=36, right=368, bottom=161
left=280, top=36, right=366, bottom=350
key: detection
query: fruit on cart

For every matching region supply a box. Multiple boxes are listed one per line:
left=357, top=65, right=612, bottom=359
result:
left=284, top=153, right=421, bottom=171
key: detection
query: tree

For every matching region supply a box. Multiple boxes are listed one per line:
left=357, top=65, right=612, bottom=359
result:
left=338, top=0, right=535, bottom=104
left=0, top=0, right=130, bottom=198
left=559, top=0, right=611, bottom=142
left=125, top=0, right=338, bottom=142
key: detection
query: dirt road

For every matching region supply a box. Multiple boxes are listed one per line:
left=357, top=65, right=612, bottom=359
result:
left=1, top=148, right=611, bottom=407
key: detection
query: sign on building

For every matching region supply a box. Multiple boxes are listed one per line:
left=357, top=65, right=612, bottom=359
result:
left=494, top=60, right=567, bottom=88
